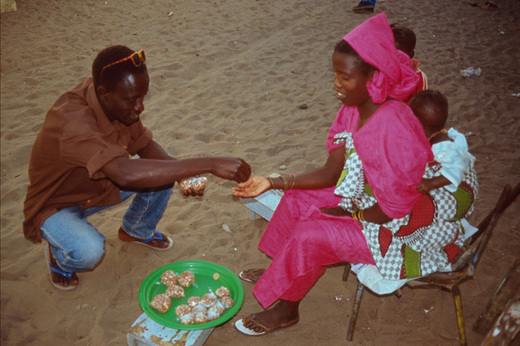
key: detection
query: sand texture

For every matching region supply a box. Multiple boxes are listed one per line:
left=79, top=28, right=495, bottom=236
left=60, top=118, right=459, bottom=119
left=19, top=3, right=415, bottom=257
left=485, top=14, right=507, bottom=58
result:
left=1, top=0, right=519, bottom=345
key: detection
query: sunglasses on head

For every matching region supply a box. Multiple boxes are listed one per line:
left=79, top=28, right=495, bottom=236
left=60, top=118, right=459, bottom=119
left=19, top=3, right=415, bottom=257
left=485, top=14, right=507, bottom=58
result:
left=100, top=49, right=146, bottom=79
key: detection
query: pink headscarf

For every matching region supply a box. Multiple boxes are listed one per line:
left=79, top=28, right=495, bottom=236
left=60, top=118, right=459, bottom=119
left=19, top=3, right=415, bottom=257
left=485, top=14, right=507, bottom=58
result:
left=343, top=13, right=419, bottom=104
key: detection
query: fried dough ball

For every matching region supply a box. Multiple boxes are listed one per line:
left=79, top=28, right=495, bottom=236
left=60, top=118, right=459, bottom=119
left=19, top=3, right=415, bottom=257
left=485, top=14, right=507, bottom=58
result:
left=187, top=296, right=202, bottom=307
left=191, top=176, right=207, bottom=193
left=161, top=270, right=177, bottom=287
left=206, top=307, right=221, bottom=321
left=191, top=304, right=207, bottom=315
left=178, top=271, right=195, bottom=288
left=215, top=286, right=230, bottom=297
left=175, top=304, right=191, bottom=317
left=194, top=312, right=208, bottom=324
left=179, top=176, right=207, bottom=196
left=201, top=292, right=217, bottom=307
left=180, top=313, right=195, bottom=325
left=165, top=284, right=185, bottom=299
left=210, top=301, right=225, bottom=315
left=150, top=294, right=171, bottom=313
left=220, top=296, right=234, bottom=308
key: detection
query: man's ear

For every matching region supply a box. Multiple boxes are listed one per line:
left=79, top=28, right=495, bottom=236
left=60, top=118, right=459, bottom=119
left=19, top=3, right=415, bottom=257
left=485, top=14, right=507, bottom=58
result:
left=97, top=85, right=109, bottom=101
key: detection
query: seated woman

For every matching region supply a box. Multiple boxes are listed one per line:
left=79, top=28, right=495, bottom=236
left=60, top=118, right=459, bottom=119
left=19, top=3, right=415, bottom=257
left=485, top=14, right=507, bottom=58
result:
left=232, top=13, right=473, bottom=336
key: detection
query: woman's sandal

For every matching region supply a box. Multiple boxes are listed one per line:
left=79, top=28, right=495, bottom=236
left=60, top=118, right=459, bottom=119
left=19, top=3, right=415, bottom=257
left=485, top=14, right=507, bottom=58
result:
left=238, top=268, right=265, bottom=283
left=234, top=313, right=299, bottom=336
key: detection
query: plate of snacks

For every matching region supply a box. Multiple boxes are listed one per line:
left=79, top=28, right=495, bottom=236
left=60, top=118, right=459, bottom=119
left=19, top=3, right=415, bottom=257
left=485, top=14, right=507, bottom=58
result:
left=139, top=260, right=244, bottom=329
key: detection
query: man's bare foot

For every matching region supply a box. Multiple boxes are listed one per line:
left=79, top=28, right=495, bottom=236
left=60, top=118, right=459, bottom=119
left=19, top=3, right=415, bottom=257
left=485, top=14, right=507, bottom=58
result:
left=118, top=227, right=172, bottom=251
left=241, top=300, right=300, bottom=334
left=47, top=245, right=78, bottom=289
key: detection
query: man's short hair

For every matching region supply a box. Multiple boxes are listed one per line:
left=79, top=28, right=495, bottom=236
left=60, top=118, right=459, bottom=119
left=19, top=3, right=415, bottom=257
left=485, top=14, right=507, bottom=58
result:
left=92, top=45, right=148, bottom=91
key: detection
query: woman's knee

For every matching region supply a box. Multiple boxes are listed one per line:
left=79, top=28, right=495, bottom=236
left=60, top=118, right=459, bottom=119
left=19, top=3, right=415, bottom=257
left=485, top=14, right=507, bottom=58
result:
left=289, top=222, right=327, bottom=249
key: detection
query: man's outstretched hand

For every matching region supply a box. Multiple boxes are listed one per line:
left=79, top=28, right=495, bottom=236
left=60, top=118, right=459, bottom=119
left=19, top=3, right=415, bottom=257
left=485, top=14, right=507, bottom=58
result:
left=212, top=157, right=251, bottom=183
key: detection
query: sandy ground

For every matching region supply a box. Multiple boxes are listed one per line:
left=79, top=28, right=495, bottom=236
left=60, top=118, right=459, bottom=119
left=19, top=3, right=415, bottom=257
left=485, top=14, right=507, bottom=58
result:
left=1, top=0, right=519, bottom=345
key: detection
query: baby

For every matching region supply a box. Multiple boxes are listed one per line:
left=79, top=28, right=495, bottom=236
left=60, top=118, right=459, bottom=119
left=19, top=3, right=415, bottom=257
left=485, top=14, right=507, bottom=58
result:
left=391, top=23, right=428, bottom=103
left=409, top=90, right=475, bottom=194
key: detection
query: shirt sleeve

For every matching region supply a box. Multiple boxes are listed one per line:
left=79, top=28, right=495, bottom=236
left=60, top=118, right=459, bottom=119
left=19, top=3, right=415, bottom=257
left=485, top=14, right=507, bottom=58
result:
left=86, top=146, right=128, bottom=179
left=59, top=115, right=128, bottom=180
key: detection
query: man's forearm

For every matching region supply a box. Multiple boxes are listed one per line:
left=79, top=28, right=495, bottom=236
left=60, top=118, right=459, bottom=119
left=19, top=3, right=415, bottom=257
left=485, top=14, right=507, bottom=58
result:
left=137, top=140, right=176, bottom=161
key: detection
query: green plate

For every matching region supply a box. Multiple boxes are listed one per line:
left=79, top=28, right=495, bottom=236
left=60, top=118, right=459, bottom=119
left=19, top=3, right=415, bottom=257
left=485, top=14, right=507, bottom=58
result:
left=139, top=260, right=244, bottom=330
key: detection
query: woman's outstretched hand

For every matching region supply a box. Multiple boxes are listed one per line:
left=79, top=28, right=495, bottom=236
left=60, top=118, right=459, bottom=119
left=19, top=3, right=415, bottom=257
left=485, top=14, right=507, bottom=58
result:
left=232, top=176, right=271, bottom=198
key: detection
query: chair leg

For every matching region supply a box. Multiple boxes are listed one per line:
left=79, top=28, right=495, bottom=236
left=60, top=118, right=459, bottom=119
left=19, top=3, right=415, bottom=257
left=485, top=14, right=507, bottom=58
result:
left=347, top=282, right=364, bottom=341
left=452, top=285, right=468, bottom=346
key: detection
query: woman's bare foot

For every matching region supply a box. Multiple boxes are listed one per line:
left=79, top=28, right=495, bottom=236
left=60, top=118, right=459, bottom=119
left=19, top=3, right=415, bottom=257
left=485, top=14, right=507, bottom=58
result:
left=242, top=300, right=300, bottom=334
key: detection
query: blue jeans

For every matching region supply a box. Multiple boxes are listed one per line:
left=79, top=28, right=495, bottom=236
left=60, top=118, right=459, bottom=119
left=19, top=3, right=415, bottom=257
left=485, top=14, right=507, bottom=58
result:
left=361, top=0, right=376, bottom=6
left=41, top=188, right=172, bottom=273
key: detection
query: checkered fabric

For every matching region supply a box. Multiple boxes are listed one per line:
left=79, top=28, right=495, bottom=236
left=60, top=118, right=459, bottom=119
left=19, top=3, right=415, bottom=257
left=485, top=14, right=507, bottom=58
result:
left=332, top=132, right=479, bottom=280
left=334, top=132, right=377, bottom=211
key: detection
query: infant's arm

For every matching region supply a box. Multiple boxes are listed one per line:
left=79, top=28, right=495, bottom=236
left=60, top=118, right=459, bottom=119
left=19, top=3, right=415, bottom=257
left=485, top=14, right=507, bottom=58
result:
left=417, top=175, right=451, bottom=194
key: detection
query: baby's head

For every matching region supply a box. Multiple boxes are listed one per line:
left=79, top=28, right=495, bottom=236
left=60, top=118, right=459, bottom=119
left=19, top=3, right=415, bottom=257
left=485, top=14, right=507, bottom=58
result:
left=391, top=23, right=416, bottom=59
left=409, top=90, right=448, bottom=138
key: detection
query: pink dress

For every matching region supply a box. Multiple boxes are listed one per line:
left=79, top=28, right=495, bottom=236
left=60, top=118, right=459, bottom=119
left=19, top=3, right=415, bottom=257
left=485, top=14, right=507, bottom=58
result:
left=401, top=59, right=428, bottom=104
left=253, top=101, right=432, bottom=308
